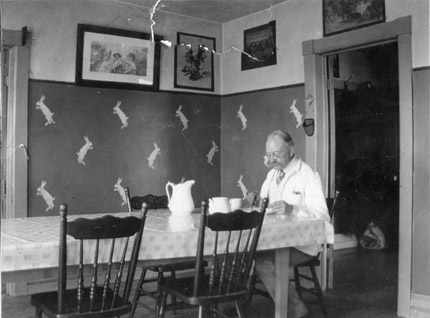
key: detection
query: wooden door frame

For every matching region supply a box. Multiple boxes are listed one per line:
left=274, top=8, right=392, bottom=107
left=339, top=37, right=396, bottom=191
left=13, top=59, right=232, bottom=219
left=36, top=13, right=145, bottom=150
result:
left=302, top=16, right=413, bottom=318
left=2, top=29, right=29, bottom=219
left=1, top=28, right=30, bottom=295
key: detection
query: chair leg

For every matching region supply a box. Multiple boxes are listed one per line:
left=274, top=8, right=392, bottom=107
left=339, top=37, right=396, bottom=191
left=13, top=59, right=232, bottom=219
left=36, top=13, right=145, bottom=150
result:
left=248, top=270, right=257, bottom=305
left=155, top=270, right=164, bottom=315
left=294, top=266, right=303, bottom=299
left=235, top=300, right=245, bottom=318
left=35, top=308, right=42, bottom=318
left=310, top=265, right=328, bottom=317
left=198, top=305, right=204, bottom=318
left=129, top=268, right=148, bottom=318
left=157, top=291, right=167, bottom=318
left=170, top=270, right=177, bottom=314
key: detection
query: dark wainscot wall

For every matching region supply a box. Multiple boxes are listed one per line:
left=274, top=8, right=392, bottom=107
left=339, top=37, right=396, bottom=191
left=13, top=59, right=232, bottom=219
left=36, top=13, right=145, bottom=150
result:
left=29, top=80, right=221, bottom=216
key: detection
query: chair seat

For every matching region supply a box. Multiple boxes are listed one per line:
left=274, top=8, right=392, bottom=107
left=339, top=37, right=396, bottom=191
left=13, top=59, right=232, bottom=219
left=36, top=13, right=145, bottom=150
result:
left=31, top=287, right=131, bottom=318
left=146, top=260, right=205, bottom=273
left=159, top=275, right=250, bottom=307
left=296, top=255, right=320, bottom=267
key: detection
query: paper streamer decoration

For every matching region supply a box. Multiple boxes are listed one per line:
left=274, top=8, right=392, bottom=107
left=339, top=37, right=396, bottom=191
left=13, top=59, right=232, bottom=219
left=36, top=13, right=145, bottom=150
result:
left=147, top=142, right=161, bottom=169
left=36, top=95, right=55, bottom=126
left=36, top=180, right=55, bottom=211
left=176, top=105, right=189, bottom=131
left=237, top=175, right=249, bottom=200
left=113, top=101, right=129, bottom=129
left=76, top=136, right=93, bottom=165
left=237, top=105, right=247, bottom=130
left=289, top=99, right=303, bottom=128
left=114, top=178, right=128, bottom=206
left=206, top=140, right=218, bottom=165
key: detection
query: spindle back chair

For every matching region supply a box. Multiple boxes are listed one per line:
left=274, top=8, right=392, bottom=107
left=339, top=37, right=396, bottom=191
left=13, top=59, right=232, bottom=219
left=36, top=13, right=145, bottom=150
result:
left=157, top=198, right=268, bottom=318
left=31, top=202, right=148, bottom=318
left=124, top=188, right=203, bottom=317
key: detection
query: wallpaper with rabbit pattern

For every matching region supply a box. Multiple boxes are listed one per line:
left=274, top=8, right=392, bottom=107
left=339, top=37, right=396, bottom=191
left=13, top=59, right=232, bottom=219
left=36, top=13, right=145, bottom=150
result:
left=28, top=81, right=306, bottom=216
left=28, top=81, right=222, bottom=216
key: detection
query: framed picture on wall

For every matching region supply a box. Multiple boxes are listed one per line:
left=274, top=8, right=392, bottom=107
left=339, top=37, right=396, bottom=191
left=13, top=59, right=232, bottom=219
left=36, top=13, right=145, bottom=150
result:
left=241, top=21, right=277, bottom=71
left=323, top=0, right=385, bottom=36
left=76, top=24, right=163, bottom=91
left=174, top=32, right=215, bottom=91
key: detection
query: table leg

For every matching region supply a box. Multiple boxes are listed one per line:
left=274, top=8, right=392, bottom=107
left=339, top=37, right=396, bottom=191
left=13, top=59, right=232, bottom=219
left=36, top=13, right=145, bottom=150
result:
left=275, top=247, right=290, bottom=318
left=321, top=244, right=327, bottom=291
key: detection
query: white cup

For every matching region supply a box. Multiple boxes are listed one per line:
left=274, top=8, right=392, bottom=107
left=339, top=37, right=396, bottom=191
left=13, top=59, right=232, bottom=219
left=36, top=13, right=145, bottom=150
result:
left=209, top=197, right=231, bottom=214
left=229, top=198, right=242, bottom=211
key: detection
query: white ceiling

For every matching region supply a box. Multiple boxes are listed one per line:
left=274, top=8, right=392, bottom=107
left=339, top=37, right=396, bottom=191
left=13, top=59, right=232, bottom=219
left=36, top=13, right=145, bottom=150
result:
left=116, top=0, right=289, bottom=23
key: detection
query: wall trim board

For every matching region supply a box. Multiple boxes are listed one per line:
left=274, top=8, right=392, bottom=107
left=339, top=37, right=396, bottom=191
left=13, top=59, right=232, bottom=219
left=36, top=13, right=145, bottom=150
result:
left=29, top=78, right=73, bottom=86
left=333, top=234, right=358, bottom=250
left=29, top=79, right=305, bottom=98
left=28, top=79, right=222, bottom=98
left=411, top=293, right=430, bottom=317
left=413, top=66, right=430, bottom=72
left=220, top=83, right=305, bottom=98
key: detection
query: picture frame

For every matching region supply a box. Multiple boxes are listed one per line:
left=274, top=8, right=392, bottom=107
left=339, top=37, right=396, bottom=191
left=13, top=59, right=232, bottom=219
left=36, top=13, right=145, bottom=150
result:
left=174, top=32, right=215, bottom=91
left=76, top=24, right=163, bottom=91
left=323, top=0, right=385, bottom=37
left=241, top=21, right=277, bottom=71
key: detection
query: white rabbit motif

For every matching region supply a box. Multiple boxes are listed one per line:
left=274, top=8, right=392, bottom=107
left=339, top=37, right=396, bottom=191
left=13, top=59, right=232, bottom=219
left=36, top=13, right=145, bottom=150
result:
left=237, top=175, right=249, bottom=200
left=206, top=140, right=218, bottom=165
left=289, top=99, right=303, bottom=128
left=175, top=105, right=189, bottom=131
left=114, top=178, right=127, bottom=206
left=113, top=101, right=129, bottom=129
left=76, top=136, right=93, bottom=165
left=237, top=105, right=247, bottom=131
left=147, top=142, right=161, bottom=169
left=36, top=95, right=55, bottom=126
left=36, top=180, right=55, bottom=211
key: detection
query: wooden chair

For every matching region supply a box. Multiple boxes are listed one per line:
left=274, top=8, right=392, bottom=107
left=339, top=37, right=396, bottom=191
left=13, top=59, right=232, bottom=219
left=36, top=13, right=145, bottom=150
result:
left=31, top=202, right=149, bottom=318
left=157, top=198, right=268, bottom=318
left=125, top=188, right=205, bottom=317
left=292, top=192, right=339, bottom=318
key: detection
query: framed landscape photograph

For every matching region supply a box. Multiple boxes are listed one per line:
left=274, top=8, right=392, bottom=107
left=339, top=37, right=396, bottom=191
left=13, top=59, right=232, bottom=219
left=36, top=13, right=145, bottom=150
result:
left=76, top=24, right=163, bottom=91
left=241, top=21, right=277, bottom=71
left=323, top=0, right=385, bottom=36
left=174, top=32, right=215, bottom=91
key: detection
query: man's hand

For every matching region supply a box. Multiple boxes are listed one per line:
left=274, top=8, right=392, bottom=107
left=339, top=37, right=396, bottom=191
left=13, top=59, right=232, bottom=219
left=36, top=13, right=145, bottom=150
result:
left=268, top=200, right=293, bottom=215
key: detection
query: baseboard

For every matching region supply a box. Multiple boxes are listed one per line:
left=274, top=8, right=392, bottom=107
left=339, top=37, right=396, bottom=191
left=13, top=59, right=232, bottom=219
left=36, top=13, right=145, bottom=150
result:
left=333, top=233, right=358, bottom=250
left=410, top=293, right=430, bottom=317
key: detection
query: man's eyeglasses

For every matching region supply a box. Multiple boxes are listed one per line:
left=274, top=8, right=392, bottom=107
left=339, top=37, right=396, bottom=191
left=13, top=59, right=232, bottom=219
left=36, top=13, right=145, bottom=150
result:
left=265, top=151, right=285, bottom=160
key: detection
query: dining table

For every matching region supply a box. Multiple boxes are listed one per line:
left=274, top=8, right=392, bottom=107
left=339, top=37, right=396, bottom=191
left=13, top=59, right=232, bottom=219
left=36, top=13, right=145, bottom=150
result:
left=1, top=208, right=334, bottom=318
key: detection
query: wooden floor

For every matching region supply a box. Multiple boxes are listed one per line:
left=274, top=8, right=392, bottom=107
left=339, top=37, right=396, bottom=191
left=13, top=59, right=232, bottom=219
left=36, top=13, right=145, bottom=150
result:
left=1, top=247, right=399, bottom=317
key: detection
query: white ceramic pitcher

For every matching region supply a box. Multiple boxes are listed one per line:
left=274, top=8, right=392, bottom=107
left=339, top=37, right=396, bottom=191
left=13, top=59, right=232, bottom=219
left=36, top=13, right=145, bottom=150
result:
left=165, top=180, right=195, bottom=215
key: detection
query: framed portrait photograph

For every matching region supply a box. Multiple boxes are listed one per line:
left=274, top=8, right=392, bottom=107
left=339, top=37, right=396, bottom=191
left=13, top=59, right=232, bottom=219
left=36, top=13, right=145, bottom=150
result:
left=76, top=24, right=163, bottom=91
left=323, top=0, right=386, bottom=36
left=174, top=32, right=215, bottom=91
left=241, top=21, right=277, bottom=71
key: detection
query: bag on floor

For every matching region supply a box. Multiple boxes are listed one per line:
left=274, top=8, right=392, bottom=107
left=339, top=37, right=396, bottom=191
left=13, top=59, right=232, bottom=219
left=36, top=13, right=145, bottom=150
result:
left=359, top=221, right=386, bottom=250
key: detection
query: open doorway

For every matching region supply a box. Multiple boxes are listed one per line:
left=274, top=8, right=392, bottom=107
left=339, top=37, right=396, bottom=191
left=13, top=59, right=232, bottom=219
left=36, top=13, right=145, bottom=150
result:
left=325, top=42, right=400, bottom=312
left=303, top=17, right=413, bottom=317
left=328, top=42, right=400, bottom=250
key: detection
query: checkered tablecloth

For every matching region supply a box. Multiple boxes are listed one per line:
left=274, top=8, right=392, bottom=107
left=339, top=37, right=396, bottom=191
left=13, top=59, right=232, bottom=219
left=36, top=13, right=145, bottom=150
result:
left=1, top=210, right=333, bottom=273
